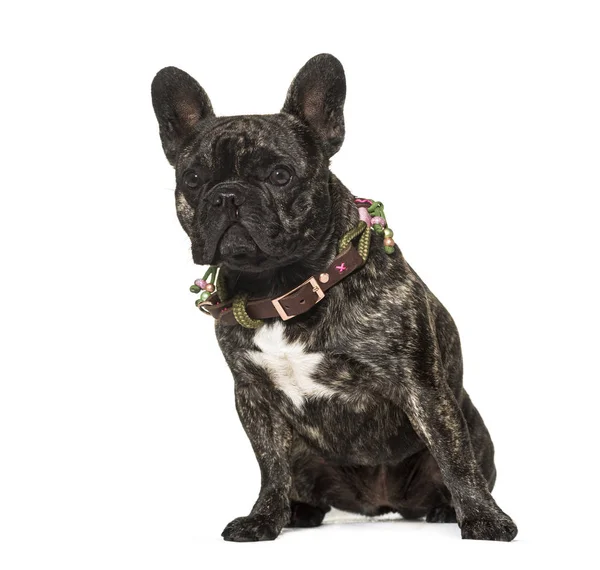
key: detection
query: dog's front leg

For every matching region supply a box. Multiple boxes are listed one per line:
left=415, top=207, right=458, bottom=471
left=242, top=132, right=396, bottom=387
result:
left=403, top=379, right=518, bottom=541
left=221, top=383, right=292, bottom=542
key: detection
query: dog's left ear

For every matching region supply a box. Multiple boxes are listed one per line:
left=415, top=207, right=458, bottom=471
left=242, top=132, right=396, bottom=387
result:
left=282, top=54, right=346, bottom=158
left=151, top=66, right=215, bottom=166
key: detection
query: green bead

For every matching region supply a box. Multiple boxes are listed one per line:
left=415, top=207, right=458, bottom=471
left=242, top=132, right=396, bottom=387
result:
left=383, top=228, right=394, bottom=238
left=199, top=291, right=211, bottom=302
left=189, top=285, right=201, bottom=293
left=384, top=245, right=395, bottom=255
left=195, top=298, right=203, bottom=307
left=373, top=224, right=385, bottom=234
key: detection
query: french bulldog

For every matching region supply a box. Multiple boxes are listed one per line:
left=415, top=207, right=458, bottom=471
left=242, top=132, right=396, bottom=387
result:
left=151, top=54, right=518, bottom=542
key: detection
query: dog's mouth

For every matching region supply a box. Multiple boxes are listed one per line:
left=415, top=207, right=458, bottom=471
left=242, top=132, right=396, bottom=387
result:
left=213, top=224, right=269, bottom=269
left=194, top=217, right=301, bottom=271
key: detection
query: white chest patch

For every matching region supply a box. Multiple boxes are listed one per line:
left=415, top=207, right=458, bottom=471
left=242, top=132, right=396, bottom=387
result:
left=247, top=322, right=335, bottom=408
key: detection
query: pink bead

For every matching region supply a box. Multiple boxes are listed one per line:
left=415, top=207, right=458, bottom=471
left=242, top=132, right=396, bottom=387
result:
left=358, top=207, right=372, bottom=225
left=371, top=216, right=386, bottom=228
left=354, top=198, right=373, bottom=205
left=195, top=279, right=207, bottom=289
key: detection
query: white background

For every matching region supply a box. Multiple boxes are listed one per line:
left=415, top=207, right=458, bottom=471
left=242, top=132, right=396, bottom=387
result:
left=1, top=1, right=599, bottom=568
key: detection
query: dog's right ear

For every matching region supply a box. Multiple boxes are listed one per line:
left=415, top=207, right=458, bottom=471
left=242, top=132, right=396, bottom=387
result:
left=282, top=54, right=346, bottom=158
left=151, top=67, right=214, bottom=166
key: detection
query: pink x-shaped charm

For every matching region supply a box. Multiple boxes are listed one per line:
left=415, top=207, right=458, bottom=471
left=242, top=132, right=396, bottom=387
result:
left=336, top=263, right=347, bottom=273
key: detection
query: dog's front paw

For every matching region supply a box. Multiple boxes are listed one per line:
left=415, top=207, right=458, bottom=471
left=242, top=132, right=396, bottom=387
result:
left=461, top=514, right=518, bottom=542
left=221, top=514, right=283, bottom=542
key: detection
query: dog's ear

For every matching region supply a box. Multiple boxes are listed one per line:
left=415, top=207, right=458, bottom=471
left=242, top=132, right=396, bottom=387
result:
left=282, top=54, right=346, bottom=158
left=151, top=67, right=214, bottom=166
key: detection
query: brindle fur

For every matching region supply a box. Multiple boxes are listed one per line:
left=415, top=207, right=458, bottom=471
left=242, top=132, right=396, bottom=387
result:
left=151, top=54, right=518, bottom=542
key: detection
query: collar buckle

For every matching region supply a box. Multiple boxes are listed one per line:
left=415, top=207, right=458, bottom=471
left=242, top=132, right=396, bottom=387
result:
left=271, top=276, right=325, bottom=321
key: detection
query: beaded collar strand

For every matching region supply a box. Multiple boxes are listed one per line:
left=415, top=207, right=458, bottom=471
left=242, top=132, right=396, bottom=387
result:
left=188, top=198, right=396, bottom=328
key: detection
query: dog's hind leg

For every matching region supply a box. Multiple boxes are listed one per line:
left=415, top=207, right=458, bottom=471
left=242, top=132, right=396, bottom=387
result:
left=397, top=504, right=456, bottom=523
left=426, top=504, right=457, bottom=523
left=391, top=449, right=456, bottom=523
left=288, top=441, right=332, bottom=528
left=287, top=502, right=330, bottom=528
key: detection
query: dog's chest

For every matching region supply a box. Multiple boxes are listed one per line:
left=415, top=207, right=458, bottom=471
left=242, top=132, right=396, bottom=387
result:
left=246, top=322, right=336, bottom=408
left=243, top=322, right=421, bottom=463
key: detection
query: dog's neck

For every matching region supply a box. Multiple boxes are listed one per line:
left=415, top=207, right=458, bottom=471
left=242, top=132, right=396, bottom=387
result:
left=219, top=175, right=358, bottom=300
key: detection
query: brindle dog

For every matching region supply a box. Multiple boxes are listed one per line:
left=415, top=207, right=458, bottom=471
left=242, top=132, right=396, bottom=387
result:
left=151, top=54, right=518, bottom=542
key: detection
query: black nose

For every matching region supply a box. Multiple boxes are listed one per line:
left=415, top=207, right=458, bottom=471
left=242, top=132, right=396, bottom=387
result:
left=207, top=185, right=246, bottom=220
left=212, top=191, right=245, bottom=208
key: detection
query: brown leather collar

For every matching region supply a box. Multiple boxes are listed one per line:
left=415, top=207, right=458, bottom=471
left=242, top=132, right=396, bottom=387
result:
left=199, top=244, right=365, bottom=326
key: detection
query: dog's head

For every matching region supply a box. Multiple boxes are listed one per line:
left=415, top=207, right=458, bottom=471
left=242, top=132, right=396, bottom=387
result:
left=151, top=54, right=346, bottom=272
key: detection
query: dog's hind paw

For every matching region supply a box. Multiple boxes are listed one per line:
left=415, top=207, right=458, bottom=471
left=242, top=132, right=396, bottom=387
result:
left=426, top=505, right=457, bottom=523
left=460, top=515, right=518, bottom=542
left=287, top=502, right=329, bottom=528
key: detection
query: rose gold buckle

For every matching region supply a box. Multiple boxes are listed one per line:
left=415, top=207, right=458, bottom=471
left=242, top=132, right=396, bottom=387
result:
left=271, top=276, right=325, bottom=321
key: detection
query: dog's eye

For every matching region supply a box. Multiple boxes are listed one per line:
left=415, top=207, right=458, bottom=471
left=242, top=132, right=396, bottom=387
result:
left=183, top=170, right=201, bottom=189
left=268, top=166, right=292, bottom=186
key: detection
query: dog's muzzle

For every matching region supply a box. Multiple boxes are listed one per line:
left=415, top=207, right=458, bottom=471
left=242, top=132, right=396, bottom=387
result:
left=206, top=183, right=246, bottom=221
